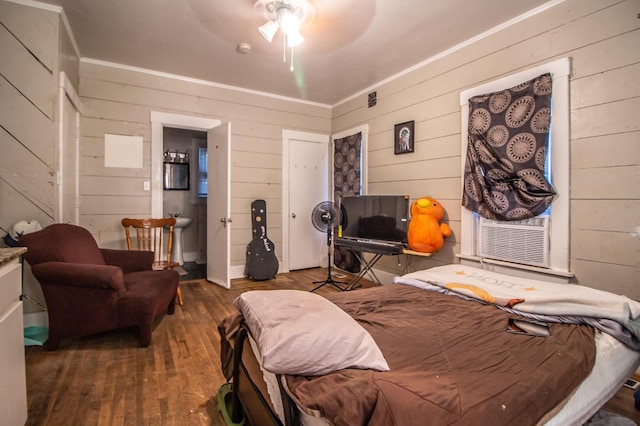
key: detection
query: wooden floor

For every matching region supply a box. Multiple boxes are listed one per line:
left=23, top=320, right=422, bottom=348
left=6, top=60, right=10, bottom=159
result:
left=24, top=268, right=640, bottom=425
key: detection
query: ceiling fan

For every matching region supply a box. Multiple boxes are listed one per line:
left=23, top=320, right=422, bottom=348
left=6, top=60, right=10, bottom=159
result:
left=253, top=0, right=316, bottom=70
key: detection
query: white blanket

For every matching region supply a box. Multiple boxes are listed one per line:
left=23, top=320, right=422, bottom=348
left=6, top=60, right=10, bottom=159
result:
left=394, top=264, right=640, bottom=348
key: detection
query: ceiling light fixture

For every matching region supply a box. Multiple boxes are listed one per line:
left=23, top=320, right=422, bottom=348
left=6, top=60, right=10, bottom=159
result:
left=255, top=0, right=314, bottom=72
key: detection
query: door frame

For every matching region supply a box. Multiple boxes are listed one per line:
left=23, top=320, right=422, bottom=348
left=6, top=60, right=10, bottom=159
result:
left=281, top=130, right=330, bottom=273
left=150, top=112, right=221, bottom=218
left=55, top=71, right=82, bottom=224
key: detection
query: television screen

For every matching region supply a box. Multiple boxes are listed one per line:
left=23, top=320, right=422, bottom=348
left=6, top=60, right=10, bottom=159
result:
left=339, top=195, right=410, bottom=243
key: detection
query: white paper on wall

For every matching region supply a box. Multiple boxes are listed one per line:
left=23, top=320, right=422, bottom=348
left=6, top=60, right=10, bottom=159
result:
left=104, top=134, right=143, bottom=168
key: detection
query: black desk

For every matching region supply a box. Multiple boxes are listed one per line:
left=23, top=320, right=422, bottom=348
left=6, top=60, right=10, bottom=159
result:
left=335, top=239, right=431, bottom=290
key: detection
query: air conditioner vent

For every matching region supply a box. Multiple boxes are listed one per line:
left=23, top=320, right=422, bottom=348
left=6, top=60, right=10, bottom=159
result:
left=368, top=91, right=377, bottom=108
left=478, top=217, right=549, bottom=267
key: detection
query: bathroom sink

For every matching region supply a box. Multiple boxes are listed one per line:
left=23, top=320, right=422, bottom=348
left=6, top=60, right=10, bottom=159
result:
left=174, top=217, right=192, bottom=228
left=170, top=217, right=192, bottom=265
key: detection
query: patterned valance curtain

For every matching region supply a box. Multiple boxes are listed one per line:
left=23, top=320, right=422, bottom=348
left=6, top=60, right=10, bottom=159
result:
left=462, top=73, right=556, bottom=221
left=334, top=132, right=362, bottom=272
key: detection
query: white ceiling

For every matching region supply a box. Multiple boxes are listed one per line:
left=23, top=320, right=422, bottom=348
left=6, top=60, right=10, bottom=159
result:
left=37, top=0, right=554, bottom=105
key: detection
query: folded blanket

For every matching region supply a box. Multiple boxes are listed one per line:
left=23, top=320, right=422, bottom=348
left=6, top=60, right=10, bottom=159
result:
left=395, top=264, right=640, bottom=349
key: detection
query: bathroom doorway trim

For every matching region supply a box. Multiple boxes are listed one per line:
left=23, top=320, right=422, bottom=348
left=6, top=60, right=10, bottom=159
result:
left=150, top=112, right=221, bottom=218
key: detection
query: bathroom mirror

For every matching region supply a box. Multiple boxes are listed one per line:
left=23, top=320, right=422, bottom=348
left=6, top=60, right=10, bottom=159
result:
left=164, top=162, right=190, bottom=190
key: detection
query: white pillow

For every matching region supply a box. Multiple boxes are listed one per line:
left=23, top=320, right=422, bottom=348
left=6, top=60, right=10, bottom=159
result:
left=234, top=290, right=390, bottom=376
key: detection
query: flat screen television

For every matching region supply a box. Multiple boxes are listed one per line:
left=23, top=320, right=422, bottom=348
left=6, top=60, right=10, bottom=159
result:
left=339, top=195, right=410, bottom=244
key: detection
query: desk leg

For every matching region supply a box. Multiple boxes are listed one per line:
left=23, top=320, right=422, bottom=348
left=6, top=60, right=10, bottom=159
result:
left=345, top=253, right=383, bottom=290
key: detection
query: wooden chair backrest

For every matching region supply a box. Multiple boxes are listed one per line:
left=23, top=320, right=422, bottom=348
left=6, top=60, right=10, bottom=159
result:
left=121, top=218, right=178, bottom=270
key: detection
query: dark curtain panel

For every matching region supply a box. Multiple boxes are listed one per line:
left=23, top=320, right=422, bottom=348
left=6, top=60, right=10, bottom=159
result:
left=462, top=73, right=556, bottom=221
left=334, top=132, right=362, bottom=273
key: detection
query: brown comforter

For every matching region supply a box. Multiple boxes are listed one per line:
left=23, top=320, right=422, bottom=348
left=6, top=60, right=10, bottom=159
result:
left=284, top=284, right=596, bottom=426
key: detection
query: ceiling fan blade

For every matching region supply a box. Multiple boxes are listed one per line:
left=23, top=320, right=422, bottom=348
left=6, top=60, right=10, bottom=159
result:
left=252, top=0, right=271, bottom=19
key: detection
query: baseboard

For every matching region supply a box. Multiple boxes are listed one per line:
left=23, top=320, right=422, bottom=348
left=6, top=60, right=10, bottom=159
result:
left=191, top=265, right=250, bottom=281
left=230, top=265, right=245, bottom=279
left=183, top=251, right=197, bottom=263
left=24, top=311, right=48, bottom=328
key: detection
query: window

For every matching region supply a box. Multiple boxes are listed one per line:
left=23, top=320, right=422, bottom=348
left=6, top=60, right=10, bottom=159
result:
left=197, top=146, right=208, bottom=197
left=459, top=58, right=571, bottom=278
left=190, top=138, right=207, bottom=201
left=332, top=124, right=369, bottom=198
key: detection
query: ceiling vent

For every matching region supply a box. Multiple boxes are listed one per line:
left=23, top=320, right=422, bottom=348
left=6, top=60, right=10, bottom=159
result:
left=368, top=91, right=377, bottom=108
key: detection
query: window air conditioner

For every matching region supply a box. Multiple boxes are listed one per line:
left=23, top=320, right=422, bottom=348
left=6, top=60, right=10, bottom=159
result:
left=477, top=216, right=550, bottom=268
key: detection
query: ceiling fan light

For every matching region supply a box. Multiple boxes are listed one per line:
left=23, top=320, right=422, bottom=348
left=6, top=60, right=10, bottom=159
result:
left=256, top=0, right=312, bottom=71
left=287, top=30, right=304, bottom=47
left=279, top=11, right=301, bottom=35
left=258, top=20, right=279, bottom=42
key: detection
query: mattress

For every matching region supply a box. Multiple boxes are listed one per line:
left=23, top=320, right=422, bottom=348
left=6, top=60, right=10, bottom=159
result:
left=543, top=330, right=639, bottom=425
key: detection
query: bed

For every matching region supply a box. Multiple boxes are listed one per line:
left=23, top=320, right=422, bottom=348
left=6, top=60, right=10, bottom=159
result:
left=218, top=264, right=640, bottom=426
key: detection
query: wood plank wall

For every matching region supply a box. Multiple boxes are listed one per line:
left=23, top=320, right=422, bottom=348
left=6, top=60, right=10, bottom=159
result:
left=331, top=0, right=640, bottom=297
left=78, top=62, right=332, bottom=266
left=0, top=1, right=80, bottom=315
left=0, top=1, right=58, bottom=230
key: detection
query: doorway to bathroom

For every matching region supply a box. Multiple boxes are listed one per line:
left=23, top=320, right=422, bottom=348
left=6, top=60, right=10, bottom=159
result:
left=150, top=112, right=231, bottom=288
left=162, top=127, right=206, bottom=267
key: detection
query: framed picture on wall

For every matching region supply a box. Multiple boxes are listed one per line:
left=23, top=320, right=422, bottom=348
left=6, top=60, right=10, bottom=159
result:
left=394, top=121, right=414, bottom=154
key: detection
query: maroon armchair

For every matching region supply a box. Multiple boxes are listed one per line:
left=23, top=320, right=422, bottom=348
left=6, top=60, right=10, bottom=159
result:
left=19, top=223, right=179, bottom=350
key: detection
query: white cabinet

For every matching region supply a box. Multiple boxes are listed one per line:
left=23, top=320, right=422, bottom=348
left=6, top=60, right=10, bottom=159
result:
left=0, top=256, right=27, bottom=425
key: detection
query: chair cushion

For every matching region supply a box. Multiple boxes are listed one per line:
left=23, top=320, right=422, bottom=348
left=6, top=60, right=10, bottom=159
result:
left=117, top=270, right=179, bottom=320
left=20, top=223, right=105, bottom=266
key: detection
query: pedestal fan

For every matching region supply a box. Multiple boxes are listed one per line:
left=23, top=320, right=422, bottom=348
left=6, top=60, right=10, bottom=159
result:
left=310, top=201, right=347, bottom=292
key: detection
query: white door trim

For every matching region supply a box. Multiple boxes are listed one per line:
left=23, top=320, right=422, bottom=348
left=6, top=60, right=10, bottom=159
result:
left=55, top=71, right=81, bottom=224
left=150, top=112, right=221, bottom=218
left=281, top=130, right=330, bottom=273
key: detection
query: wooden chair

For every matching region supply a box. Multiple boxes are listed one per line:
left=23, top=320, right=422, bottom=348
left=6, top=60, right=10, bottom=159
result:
left=122, top=217, right=183, bottom=305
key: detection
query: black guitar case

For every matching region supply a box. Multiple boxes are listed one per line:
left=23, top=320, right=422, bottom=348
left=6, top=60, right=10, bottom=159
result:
left=246, top=199, right=279, bottom=280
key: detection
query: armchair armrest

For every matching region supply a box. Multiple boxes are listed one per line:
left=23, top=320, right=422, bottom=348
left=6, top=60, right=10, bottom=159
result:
left=31, top=262, right=126, bottom=295
left=101, top=248, right=153, bottom=272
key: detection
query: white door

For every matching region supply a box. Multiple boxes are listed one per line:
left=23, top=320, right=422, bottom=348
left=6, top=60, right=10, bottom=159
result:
left=289, top=139, right=327, bottom=270
left=57, top=75, right=80, bottom=224
left=207, top=123, right=231, bottom=288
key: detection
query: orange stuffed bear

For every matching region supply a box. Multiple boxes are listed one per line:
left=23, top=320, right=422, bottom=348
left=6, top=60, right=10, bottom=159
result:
left=407, top=197, right=452, bottom=253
